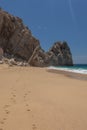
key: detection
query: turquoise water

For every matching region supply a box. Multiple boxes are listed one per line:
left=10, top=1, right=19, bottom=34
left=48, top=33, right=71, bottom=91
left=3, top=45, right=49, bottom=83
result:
left=48, top=64, right=87, bottom=74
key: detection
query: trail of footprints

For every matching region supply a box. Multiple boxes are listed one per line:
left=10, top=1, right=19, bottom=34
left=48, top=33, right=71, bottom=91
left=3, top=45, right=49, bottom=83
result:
left=0, top=88, right=16, bottom=130
left=0, top=104, right=10, bottom=130
left=24, top=91, right=37, bottom=130
left=0, top=86, right=37, bottom=130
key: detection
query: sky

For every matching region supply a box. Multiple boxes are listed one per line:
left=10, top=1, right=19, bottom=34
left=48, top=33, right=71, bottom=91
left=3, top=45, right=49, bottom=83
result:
left=0, top=0, right=87, bottom=64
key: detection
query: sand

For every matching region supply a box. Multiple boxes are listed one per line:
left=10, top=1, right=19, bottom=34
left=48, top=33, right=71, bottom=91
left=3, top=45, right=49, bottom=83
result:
left=0, top=64, right=87, bottom=130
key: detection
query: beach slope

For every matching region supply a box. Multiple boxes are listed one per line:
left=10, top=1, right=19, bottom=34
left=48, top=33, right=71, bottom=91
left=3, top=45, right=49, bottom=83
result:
left=0, top=65, right=87, bottom=130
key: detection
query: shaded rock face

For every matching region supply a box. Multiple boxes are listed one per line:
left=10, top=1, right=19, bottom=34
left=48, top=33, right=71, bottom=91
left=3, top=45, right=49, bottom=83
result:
left=0, top=47, right=3, bottom=60
left=48, top=41, right=73, bottom=66
left=0, top=9, right=73, bottom=67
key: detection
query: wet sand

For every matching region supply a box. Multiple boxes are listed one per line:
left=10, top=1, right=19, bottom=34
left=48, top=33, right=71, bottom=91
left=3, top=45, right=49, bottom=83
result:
left=47, top=68, right=87, bottom=81
left=0, top=64, right=87, bottom=130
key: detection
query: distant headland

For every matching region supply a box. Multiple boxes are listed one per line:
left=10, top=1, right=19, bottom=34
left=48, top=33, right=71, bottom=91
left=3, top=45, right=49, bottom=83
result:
left=0, top=9, right=73, bottom=67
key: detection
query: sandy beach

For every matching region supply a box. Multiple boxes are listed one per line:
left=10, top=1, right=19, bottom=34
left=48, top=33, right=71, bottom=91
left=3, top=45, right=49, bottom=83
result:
left=0, top=64, right=87, bottom=130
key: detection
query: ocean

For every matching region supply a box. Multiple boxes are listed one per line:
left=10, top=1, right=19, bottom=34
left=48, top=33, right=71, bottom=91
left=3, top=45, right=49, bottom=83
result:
left=48, top=64, right=87, bottom=75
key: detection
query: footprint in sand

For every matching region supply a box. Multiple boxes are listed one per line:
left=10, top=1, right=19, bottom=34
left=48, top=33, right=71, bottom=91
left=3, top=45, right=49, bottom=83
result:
left=24, top=93, right=28, bottom=101
left=11, top=89, right=16, bottom=94
left=32, top=124, right=37, bottom=130
left=24, top=90, right=31, bottom=100
left=5, top=110, right=10, bottom=115
left=10, top=97, right=16, bottom=104
left=0, top=121, right=4, bottom=125
left=2, top=118, right=6, bottom=121
left=26, top=104, right=29, bottom=106
left=24, top=93, right=28, bottom=97
left=27, top=109, right=31, bottom=112
left=13, top=89, right=16, bottom=92
left=3, top=104, right=10, bottom=109
left=25, top=104, right=31, bottom=112
left=0, top=128, right=3, bottom=130
left=3, top=105, right=10, bottom=116
left=10, top=91, right=17, bottom=104
left=28, top=90, right=31, bottom=93
left=1, top=117, right=7, bottom=123
left=12, top=94, right=16, bottom=97
left=11, top=86, right=16, bottom=91
left=0, top=121, right=5, bottom=130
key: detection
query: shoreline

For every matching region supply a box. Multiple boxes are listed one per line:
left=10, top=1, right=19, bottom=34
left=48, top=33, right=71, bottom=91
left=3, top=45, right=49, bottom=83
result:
left=47, top=68, right=87, bottom=81
left=0, top=63, right=87, bottom=81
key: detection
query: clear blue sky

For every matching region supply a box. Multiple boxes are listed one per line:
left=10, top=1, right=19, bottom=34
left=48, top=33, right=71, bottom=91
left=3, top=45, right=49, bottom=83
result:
left=0, top=0, right=87, bottom=64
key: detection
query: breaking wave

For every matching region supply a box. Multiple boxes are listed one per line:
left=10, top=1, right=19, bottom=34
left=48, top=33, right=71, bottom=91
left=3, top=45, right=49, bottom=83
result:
left=48, top=64, right=87, bottom=75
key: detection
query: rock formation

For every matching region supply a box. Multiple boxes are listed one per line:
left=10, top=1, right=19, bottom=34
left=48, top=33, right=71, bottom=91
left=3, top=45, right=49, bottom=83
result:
left=29, top=41, right=73, bottom=67
left=0, top=9, right=73, bottom=67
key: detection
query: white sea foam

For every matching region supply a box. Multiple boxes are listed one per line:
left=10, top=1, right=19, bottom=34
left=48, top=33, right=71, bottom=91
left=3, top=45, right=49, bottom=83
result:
left=48, top=66, right=87, bottom=75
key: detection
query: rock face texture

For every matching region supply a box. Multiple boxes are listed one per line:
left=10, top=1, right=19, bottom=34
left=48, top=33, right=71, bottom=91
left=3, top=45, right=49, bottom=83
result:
left=0, top=9, right=73, bottom=66
left=48, top=41, right=73, bottom=66
left=0, top=9, right=39, bottom=60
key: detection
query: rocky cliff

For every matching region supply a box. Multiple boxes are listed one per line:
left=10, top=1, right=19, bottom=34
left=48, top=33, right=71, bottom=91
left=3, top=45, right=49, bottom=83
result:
left=0, top=9, right=73, bottom=66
